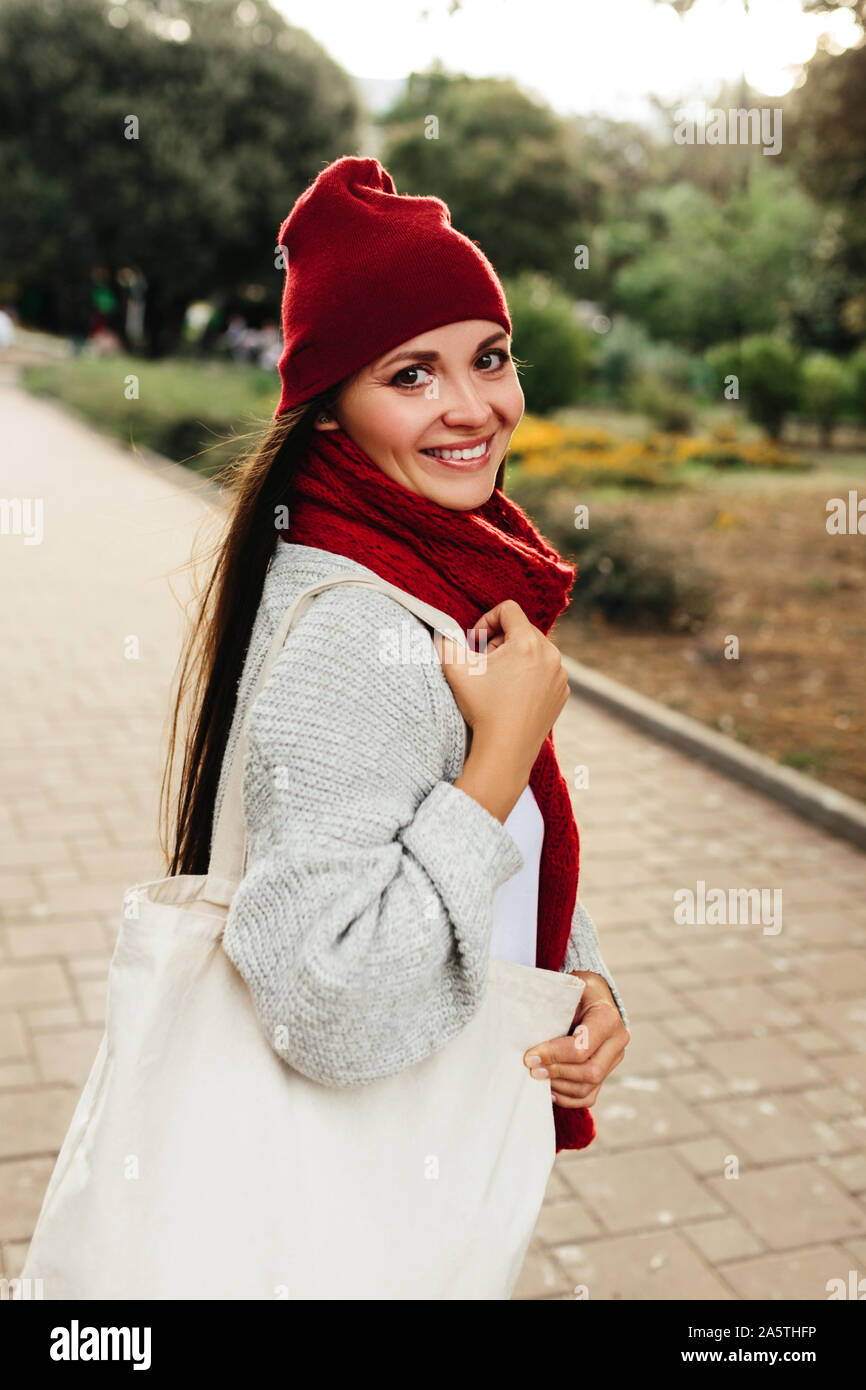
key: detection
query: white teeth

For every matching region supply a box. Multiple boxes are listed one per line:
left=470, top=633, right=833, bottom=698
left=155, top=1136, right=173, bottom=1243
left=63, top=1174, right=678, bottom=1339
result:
left=424, top=441, right=488, bottom=461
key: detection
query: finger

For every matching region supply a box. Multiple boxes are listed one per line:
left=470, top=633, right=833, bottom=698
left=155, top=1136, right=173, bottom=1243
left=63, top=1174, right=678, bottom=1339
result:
left=549, top=1045, right=627, bottom=1098
left=524, top=1014, right=622, bottom=1073
left=477, top=632, right=505, bottom=652
left=552, top=1086, right=601, bottom=1110
left=465, top=617, right=509, bottom=655
left=568, top=1003, right=625, bottom=1061
left=469, top=614, right=501, bottom=639
left=471, top=599, right=529, bottom=639
left=526, top=1033, right=626, bottom=1083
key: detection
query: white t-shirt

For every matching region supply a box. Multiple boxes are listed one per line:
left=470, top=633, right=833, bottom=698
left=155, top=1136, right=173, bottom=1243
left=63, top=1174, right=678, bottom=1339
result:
left=489, top=785, right=544, bottom=966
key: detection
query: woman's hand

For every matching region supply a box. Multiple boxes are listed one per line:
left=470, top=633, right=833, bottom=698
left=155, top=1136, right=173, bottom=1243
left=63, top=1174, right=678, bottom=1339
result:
left=523, top=972, right=630, bottom=1108
left=433, top=599, right=570, bottom=786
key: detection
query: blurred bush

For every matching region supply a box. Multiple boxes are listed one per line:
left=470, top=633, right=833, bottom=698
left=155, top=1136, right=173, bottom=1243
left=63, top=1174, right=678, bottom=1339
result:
left=670, top=433, right=809, bottom=470
left=625, top=371, right=695, bottom=433
left=593, top=316, right=700, bottom=412
left=850, top=346, right=866, bottom=423
left=800, top=351, right=852, bottom=444
left=593, top=317, right=654, bottom=398
left=705, top=335, right=802, bottom=440
left=504, top=476, right=713, bottom=631
left=504, top=272, right=596, bottom=415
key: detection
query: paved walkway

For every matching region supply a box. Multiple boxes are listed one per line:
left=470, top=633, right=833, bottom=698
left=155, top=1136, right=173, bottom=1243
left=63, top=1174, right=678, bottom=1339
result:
left=1, top=374, right=864, bottom=1300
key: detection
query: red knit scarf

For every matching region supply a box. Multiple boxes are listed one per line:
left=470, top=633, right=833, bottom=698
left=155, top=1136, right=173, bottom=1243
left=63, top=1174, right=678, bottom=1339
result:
left=280, top=426, right=595, bottom=1153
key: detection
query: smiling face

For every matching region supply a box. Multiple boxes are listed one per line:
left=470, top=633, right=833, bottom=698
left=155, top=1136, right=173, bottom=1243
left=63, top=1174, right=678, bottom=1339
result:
left=314, top=319, right=524, bottom=510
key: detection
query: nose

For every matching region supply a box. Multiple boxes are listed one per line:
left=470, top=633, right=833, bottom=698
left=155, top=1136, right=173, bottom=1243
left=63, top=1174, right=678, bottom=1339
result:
left=438, top=373, right=495, bottom=430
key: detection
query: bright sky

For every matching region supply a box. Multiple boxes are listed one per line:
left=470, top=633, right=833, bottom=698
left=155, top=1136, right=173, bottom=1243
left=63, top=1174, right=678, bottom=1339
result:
left=271, top=0, right=863, bottom=120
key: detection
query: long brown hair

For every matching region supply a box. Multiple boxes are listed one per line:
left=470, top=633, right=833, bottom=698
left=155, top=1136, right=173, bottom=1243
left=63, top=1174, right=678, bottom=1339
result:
left=160, top=392, right=508, bottom=878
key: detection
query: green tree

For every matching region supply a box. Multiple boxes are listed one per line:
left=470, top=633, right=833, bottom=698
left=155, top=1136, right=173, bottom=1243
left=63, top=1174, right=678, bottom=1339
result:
left=800, top=352, right=851, bottom=444
left=848, top=346, right=866, bottom=424
left=0, top=0, right=360, bottom=354
left=504, top=272, right=595, bottom=415
left=612, top=167, right=825, bottom=350
left=706, top=334, right=802, bottom=439
left=380, top=68, right=591, bottom=289
left=786, top=37, right=866, bottom=347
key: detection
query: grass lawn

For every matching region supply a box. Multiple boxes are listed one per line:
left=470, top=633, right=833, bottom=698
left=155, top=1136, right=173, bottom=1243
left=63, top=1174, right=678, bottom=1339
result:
left=20, top=351, right=275, bottom=477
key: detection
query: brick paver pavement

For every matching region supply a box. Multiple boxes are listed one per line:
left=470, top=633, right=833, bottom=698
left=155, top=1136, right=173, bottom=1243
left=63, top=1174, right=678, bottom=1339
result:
left=1, top=372, right=864, bottom=1299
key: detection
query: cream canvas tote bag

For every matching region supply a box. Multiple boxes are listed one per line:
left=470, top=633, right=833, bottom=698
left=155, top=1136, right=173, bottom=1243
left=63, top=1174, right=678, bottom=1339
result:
left=18, top=572, right=585, bottom=1301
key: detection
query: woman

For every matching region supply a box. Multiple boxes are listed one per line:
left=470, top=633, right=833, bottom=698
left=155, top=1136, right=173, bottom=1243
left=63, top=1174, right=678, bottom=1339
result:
left=165, top=156, right=630, bottom=1290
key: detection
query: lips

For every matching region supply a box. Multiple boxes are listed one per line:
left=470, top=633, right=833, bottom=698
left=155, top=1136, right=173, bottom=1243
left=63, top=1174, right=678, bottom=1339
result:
left=420, top=434, right=494, bottom=465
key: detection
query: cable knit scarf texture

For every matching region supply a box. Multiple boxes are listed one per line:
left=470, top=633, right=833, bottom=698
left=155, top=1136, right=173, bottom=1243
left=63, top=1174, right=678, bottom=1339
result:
left=279, top=426, right=595, bottom=1151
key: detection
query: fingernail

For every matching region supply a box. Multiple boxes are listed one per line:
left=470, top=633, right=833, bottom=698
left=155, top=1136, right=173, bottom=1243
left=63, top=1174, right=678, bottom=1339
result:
left=526, top=1054, right=542, bottom=1067
left=531, top=1067, right=549, bottom=1079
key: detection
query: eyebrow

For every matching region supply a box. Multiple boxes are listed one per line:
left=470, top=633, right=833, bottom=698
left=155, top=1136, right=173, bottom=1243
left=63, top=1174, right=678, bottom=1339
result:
left=377, top=330, right=509, bottom=371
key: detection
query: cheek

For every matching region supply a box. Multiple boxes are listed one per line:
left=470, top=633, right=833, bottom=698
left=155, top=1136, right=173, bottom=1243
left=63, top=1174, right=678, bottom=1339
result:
left=493, top=373, right=525, bottom=426
left=373, top=396, right=434, bottom=453
left=346, top=390, right=419, bottom=453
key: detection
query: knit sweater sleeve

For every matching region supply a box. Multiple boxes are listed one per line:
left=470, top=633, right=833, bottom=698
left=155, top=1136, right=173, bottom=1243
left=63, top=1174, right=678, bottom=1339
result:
left=560, top=901, right=629, bottom=1029
left=221, top=586, right=525, bottom=1088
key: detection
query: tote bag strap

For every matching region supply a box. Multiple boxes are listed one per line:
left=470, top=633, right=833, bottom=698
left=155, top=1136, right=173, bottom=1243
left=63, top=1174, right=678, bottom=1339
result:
left=204, top=571, right=470, bottom=904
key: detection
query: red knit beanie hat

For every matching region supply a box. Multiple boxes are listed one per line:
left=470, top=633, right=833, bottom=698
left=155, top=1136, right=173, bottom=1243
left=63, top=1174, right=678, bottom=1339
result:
left=274, top=156, right=512, bottom=418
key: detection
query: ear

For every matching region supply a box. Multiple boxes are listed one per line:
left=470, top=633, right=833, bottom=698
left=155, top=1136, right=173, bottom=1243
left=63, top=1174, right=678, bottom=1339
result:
left=313, top=412, right=341, bottom=432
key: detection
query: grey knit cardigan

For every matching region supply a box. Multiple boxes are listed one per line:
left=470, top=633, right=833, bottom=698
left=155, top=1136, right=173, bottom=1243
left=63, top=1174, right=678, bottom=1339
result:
left=213, top=538, right=627, bottom=1087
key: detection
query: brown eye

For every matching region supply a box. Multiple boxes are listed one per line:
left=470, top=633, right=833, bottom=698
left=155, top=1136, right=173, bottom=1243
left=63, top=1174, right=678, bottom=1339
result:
left=476, top=350, right=510, bottom=371
left=391, top=365, right=435, bottom=390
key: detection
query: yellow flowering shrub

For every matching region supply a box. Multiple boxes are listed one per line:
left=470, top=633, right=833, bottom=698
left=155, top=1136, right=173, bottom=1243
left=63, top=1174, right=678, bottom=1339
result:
left=510, top=416, right=678, bottom=487
left=507, top=414, right=810, bottom=487
left=672, top=436, right=809, bottom=469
